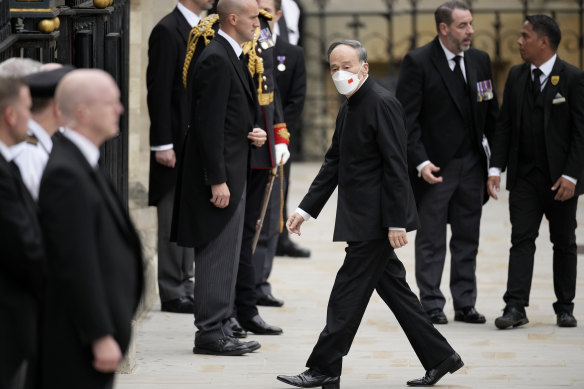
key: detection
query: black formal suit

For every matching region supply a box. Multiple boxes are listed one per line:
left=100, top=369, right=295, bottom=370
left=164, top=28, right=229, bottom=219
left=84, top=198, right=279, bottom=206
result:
left=171, top=34, right=256, bottom=343
left=146, top=6, right=195, bottom=305
left=38, top=134, right=143, bottom=389
left=490, top=57, right=584, bottom=314
left=0, top=153, right=45, bottom=389
left=298, top=78, right=454, bottom=377
left=396, top=37, right=498, bottom=313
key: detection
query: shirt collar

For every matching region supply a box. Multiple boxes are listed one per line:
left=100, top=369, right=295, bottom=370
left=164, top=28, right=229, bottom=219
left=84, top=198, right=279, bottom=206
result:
left=439, top=37, right=464, bottom=61
left=176, top=3, right=201, bottom=28
left=62, top=128, right=100, bottom=169
left=218, top=29, right=243, bottom=58
left=531, top=54, right=557, bottom=79
left=0, top=140, right=12, bottom=161
left=28, top=119, right=53, bottom=153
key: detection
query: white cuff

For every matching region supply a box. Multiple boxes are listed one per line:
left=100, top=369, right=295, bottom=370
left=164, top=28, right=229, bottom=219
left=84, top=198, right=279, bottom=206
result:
left=151, top=144, right=173, bottom=151
left=416, top=160, right=430, bottom=177
left=296, top=208, right=311, bottom=221
left=488, top=167, right=501, bottom=177
left=389, top=227, right=406, bottom=231
left=562, top=175, right=578, bottom=185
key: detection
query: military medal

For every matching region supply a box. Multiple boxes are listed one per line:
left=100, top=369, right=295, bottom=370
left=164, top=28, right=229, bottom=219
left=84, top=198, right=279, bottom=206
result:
left=551, top=75, right=559, bottom=86
left=258, top=28, right=274, bottom=50
left=476, top=79, right=493, bottom=102
left=277, top=55, right=286, bottom=71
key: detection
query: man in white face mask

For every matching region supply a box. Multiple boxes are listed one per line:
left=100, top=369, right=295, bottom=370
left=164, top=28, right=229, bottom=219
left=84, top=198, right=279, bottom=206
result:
left=277, top=40, right=463, bottom=388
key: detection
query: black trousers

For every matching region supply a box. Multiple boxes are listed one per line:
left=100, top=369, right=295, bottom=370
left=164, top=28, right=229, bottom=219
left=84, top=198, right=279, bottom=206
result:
left=504, top=168, right=578, bottom=314
left=234, top=169, right=269, bottom=320
left=306, top=239, right=455, bottom=377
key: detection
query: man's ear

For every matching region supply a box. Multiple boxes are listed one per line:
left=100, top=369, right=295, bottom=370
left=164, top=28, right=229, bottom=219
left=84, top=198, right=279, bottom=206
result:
left=438, top=22, right=448, bottom=37
left=228, top=13, right=237, bottom=26
left=4, top=106, right=16, bottom=127
left=274, top=9, right=283, bottom=23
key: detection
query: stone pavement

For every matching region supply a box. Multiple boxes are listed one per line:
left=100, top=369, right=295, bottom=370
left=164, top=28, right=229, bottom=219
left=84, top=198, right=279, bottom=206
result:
left=116, top=162, right=584, bottom=389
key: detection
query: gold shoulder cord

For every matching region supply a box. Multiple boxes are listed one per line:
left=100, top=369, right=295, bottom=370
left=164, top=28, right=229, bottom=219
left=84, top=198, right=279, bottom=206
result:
left=241, top=9, right=273, bottom=106
left=182, top=14, right=220, bottom=87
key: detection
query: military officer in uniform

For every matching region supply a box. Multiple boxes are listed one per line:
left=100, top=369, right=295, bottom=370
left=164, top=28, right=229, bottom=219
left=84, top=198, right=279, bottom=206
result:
left=12, top=66, right=73, bottom=200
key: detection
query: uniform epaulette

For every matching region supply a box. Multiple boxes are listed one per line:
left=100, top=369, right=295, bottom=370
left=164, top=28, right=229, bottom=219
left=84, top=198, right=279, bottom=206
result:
left=26, top=134, right=38, bottom=146
left=182, top=14, right=220, bottom=87
left=259, top=9, right=273, bottom=20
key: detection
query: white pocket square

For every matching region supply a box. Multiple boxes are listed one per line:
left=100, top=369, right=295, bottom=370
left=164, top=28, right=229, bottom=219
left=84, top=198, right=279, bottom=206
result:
left=552, top=93, right=566, bottom=104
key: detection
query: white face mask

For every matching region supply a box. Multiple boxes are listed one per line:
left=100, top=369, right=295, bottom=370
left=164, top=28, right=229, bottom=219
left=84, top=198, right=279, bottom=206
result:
left=332, top=63, right=364, bottom=96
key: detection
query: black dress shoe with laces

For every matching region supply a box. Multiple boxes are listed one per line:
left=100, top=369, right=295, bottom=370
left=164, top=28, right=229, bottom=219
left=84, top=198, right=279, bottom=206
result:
left=407, top=352, right=464, bottom=386
left=228, top=317, right=248, bottom=338
left=257, top=293, right=285, bottom=307
left=454, top=306, right=486, bottom=323
left=193, top=336, right=251, bottom=356
left=161, top=296, right=194, bottom=314
left=240, top=314, right=283, bottom=335
left=557, top=312, right=577, bottom=327
left=427, top=308, right=448, bottom=324
left=276, top=238, right=311, bottom=258
left=277, top=368, right=340, bottom=388
left=495, top=305, right=529, bottom=329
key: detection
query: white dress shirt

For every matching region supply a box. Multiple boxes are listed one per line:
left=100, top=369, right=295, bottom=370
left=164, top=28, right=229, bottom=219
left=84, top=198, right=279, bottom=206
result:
left=62, top=128, right=100, bottom=169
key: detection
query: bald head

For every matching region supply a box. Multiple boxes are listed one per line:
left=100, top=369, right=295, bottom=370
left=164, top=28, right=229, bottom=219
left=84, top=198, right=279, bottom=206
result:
left=217, top=0, right=243, bottom=21
left=217, top=0, right=259, bottom=44
left=0, top=58, right=42, bottom=78
left=56, top=69, right=123, bottom=146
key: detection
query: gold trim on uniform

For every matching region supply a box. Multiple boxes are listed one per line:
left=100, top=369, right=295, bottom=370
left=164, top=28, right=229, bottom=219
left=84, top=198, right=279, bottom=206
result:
left=182, top=14, right=220, bottom=87
left=258, top=92, right=274, bottom=106
left=26, top=134, right=39, bottom=146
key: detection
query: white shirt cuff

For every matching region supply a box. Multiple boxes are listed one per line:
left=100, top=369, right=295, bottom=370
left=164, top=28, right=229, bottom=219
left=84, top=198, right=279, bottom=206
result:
left=151, top=144, right=173, bottom=151
left=389, top=227, right=406, bottom=231
left=416, top=160, right=430, bottom=177
left=488, top=167, right=501, bottom=177
left=296, top=208, right=311, bottom=221
left=562, top=175, right=578, bottom=185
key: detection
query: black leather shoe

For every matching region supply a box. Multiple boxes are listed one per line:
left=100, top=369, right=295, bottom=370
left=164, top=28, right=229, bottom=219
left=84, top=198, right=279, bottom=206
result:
left=228, top=317, right=248, bottom=338
left=407, top=352, right=464, bottom=386
left=240, top=314, right=283, bottom=335
left=257, top=293, right=284, bottom=307
left=277, top=368, right=340, bottom=388
left=495, top=306, right=529, bottom=329
left=427, top=308, right=448, bottom=324
left=236, top=337, right=261, bottom=352
left=454, top=306, right=486, bottom=324
left=557, top=312, right=577, bottom=327
left=193, top=336, right=251, bottom=356
left=161, top=296, right=194, bottom=314
left=276, top=239, right=311, bottom=258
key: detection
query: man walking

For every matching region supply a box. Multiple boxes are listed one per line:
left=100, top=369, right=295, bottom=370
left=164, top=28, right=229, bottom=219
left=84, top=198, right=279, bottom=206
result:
left=277, top=40, right=462, bottom=388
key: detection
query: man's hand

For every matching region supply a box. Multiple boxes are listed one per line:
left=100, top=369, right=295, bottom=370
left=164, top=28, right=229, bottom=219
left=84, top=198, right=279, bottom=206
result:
left=275, top=143, right=290, bottom=165
left=487, top=176, right=501, bottom=200
left=286, top=212, right=305, bottom=236
left=92, top=335, right=122, bottom=373
left=155, top=149, right=176, bottom=168
left=248, top=127, right=267, bottom=147
left=421, top=162, right=443, bottom=184
left=210, top=183, right=230, bottom=208
left=388, top=230, right=408, bottom=249
left=551, top=176, right=576, bottom=201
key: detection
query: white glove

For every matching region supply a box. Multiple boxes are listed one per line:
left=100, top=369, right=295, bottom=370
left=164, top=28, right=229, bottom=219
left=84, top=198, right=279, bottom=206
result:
left=274, top=143, right=290, bottom=165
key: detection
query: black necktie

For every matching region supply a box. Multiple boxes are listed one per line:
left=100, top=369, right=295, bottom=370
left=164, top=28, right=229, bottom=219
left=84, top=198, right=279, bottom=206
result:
left=453, top=55, right=466, bottom=85
left=532, top=68, right=543, bottom=96
left=277, top=16, right=289, bottom=43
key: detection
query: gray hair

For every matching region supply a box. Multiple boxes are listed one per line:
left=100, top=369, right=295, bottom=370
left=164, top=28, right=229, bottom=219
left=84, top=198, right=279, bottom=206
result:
left=0, top=58, right=42, bottom=78
left=327, top=40, right=367, bottom=63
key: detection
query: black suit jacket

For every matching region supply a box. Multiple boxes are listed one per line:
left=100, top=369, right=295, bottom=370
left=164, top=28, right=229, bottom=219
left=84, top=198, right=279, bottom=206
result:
left=396, top=37, right=499, bottom=200
left=491, top=58, right=584, bottom=195
left=172, top=35, right=256, bottom=247
left=299, top=78, right=418, bottom=242
left=274, top=37, right=306, bottom=132
left=38, top=135, right=143, bottom=387
left=0, top=154, right=45, bottom=387
left=147, top=7, right=192, bottom=205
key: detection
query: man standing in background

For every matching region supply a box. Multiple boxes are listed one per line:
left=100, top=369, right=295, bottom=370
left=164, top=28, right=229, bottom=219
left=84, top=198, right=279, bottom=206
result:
left=488, top=15, right=584, bottom=329
left=147, top=0, right=214, bottom=314
left=396, top=1, right=498, bottom=325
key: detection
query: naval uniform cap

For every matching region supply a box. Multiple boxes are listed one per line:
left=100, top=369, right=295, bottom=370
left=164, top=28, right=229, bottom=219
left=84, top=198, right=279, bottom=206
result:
left=23, top=65, right=75, bottom=98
